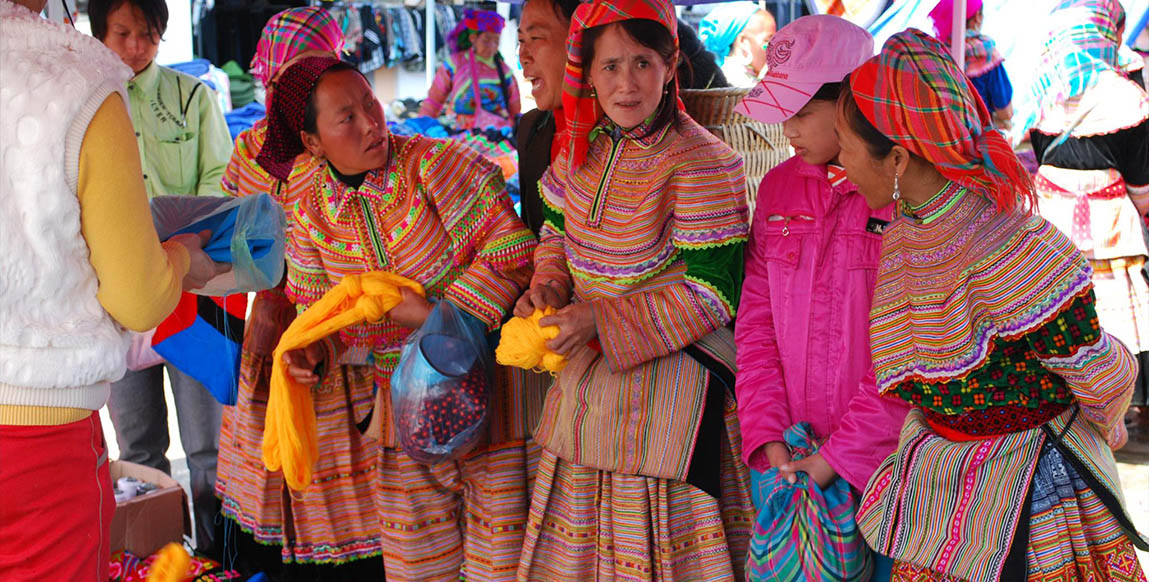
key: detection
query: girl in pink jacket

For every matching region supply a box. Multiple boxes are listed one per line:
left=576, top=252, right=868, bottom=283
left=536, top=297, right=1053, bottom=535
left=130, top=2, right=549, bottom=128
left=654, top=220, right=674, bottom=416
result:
left=734, top=16, right=909, bottom=498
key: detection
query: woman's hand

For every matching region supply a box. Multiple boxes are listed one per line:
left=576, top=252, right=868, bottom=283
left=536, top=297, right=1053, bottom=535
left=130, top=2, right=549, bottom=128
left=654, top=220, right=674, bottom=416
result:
left=779, top=451, right=838, bottom=490
left=246, top=297, right=294, bottom=358
left=540, top=301, right=597, bottom=356
left=283, top=342, right=328, bottom=387
left=170, top=231, right=231, bottom=291
left=388, top=287, right=433, bottom=329
left=513, top=280, right=570, bottom=318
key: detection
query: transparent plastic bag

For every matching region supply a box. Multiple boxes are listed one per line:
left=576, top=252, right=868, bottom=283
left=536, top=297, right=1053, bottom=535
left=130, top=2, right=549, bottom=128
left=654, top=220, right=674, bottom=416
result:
left=391, top=300, right=492, bottom=464
left=151, top=194, right=286, bottom=295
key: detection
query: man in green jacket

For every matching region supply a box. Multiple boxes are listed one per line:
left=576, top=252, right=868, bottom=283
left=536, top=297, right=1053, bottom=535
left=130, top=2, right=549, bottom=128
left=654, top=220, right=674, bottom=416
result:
left=89, top=0, right=232, bottom=559
left=92, top=0, right=231, bottom=198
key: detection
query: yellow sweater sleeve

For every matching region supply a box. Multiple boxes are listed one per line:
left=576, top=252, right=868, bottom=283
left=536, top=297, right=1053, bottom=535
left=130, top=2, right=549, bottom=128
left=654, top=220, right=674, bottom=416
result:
left=79, top=94, right=190, bottom=331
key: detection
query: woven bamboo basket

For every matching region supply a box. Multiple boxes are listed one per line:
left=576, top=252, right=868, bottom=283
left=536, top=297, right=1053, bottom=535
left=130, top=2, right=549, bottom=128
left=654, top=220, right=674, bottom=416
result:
left=681, top=87, right=790, bottom=211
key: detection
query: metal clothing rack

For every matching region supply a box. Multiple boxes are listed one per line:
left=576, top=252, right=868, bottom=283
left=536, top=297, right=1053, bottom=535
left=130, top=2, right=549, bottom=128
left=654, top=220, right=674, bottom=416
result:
left=314, top=0, right=501, bottom=95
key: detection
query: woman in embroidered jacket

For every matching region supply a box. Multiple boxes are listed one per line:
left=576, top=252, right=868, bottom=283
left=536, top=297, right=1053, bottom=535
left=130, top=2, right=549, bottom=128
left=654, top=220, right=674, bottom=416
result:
left=213, top=9, right=392, bottom=579
left=512, top=0, right=754, bottom=578
left=257, top=56, right=537, bottom=582
left=418, top=8, right=521, bottom=130
left=1024, top=0, right=1149, bottom=431
left=835, top=29, right=1147, bottom=582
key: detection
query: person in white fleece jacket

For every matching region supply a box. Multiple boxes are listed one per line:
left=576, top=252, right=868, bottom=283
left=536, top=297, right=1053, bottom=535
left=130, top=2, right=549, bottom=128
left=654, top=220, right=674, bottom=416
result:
left=0, top=0, right=223, bottom=579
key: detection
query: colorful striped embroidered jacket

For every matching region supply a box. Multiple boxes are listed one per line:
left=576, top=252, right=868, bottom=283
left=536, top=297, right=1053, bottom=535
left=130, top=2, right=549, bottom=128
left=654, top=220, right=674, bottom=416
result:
left=869, top=183, right=1136, bottom=437
left=859, top=183, right=1144, bottom=581
left=285, top=133, right=537, bottom=446
left=531, top=110, right=750, bottom=480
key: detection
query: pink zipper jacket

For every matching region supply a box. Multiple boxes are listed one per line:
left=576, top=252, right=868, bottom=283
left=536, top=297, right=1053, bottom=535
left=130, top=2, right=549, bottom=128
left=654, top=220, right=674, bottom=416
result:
left=735, top=156, right=909, bottom=491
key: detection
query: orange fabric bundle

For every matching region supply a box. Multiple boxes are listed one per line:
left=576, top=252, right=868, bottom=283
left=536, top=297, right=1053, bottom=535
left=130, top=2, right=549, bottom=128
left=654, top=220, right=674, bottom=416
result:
left=495, top=307, right=567, bottom=373
left=262, top=271, right=425, bottom=490
left=145, top=543, right=190, bottom=582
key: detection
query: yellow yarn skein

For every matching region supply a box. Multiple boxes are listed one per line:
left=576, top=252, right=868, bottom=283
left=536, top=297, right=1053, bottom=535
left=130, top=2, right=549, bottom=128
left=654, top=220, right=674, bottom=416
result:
left=146, top=543, right=190, bottom=582
left=263, top=271, right=425, bottom=491
left=496, top=307, right=567, bottom=373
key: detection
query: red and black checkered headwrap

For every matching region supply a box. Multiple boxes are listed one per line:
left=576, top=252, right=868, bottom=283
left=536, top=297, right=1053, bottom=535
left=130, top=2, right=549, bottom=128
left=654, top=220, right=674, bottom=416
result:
left=256, top=56, right=344, bottom=182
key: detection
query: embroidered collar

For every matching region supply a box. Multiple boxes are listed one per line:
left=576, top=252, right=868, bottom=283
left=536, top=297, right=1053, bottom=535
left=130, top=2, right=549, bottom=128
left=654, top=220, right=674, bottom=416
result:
left=473, top=53, right=496, bottom=68
left=901, top=180, right=965, bottom=224
left=588, top=114, right=672, bottom=149
left=318, top=148, right=397, bottom=219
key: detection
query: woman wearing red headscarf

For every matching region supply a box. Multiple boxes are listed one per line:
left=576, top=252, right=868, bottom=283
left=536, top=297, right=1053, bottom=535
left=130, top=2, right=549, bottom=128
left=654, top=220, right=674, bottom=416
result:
left=419, top=9, right=521, bottom=130
left=213, top=9, right=391, bottom=579
left=835, top=29, right=1147, bottom=582
left=512, top=0, right=754, bottom=578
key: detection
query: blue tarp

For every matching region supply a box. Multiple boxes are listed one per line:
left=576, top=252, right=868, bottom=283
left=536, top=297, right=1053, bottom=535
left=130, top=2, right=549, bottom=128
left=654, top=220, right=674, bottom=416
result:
left=225, top=102, right=266, bottom=141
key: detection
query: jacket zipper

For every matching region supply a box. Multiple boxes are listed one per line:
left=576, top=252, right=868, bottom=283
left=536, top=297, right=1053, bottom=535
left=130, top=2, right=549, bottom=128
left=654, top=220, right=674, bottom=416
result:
left=587, top=136, right=623, bottom=229
left=358, top=197, right=389, bottom=268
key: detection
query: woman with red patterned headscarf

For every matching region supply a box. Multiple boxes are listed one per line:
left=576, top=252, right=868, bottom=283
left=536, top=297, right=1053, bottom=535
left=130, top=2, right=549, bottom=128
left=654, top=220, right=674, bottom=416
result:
left=835, top=28, right=1147, bottom=582
left=512, top=0, right=754, bottom=578
left=419, top=9, right=521, bottom=130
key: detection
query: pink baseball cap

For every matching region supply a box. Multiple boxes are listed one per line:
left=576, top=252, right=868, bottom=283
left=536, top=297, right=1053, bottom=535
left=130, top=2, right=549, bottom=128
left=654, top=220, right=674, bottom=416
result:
left=735, top=15, right=875, bottom=124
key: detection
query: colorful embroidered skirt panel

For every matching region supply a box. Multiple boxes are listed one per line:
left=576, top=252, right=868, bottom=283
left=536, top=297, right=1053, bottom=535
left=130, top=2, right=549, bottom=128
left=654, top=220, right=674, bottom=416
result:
left=375, top=440, right=538, bottom=582
left=890, top=439, right=1146, bottom=581
left=216, top=355, right=382, bottom=564
left=516, top=398, right=754, bottom=582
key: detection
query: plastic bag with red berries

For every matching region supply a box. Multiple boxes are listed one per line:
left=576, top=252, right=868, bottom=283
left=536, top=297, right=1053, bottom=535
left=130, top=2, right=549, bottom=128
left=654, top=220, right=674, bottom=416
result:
left=391, top=300, right=492, bottom=464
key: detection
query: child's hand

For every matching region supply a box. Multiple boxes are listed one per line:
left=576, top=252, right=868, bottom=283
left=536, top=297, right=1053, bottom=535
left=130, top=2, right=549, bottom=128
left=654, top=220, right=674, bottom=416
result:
left=779, top=451, right=838, bottom=489
left=764, top=441, right=792, bottom=469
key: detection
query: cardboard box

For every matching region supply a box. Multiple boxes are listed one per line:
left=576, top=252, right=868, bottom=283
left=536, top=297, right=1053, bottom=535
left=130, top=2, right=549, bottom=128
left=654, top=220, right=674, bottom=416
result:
left=109, top=460, right=191, bottom=557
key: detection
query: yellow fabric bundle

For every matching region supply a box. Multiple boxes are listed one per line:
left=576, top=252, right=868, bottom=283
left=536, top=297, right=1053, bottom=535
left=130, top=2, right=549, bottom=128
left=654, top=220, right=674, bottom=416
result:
left=145, top=543, right=190, bottom=582
left=263, top=271, right=425, bottom=490
left=495, top=307, right=567, bottom=373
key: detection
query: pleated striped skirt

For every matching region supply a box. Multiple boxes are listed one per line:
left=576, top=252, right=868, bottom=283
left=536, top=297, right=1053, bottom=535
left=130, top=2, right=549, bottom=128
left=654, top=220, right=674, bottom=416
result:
left=216, top=349, right=383, bottom=564
left=516, top=394, right=754, bottom=581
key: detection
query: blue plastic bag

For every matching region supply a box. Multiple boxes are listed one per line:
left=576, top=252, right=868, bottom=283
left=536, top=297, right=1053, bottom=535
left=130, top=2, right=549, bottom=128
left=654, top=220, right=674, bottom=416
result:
left=747, top=422, right=872, bottom=581
left=151, top=193, right=286, bottom=295
left=391, top=301, right=492, bottom=464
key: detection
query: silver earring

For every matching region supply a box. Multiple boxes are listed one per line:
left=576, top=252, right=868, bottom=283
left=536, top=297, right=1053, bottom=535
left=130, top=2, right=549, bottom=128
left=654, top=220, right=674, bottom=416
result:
left=892, top=173, right=901, bottom=201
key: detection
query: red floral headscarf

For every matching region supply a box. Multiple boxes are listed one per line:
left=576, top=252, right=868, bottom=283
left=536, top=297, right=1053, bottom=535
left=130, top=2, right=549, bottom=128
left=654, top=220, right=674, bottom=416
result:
left=560, top=0, right=685, bottom=169
left=849, top=29, right=1035, bottom=213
